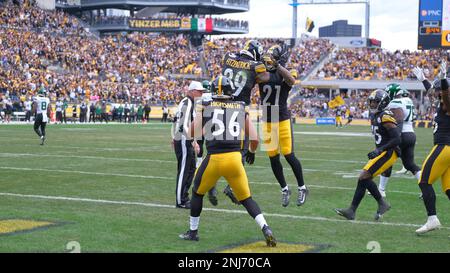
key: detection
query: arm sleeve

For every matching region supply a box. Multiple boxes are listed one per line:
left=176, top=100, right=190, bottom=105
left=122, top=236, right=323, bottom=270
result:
left=422, top=79, right=433, bottom=92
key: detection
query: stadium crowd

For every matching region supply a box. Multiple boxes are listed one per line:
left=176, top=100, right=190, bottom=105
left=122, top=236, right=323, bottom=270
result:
left=316, top=47, right=450, bottom=81
left=0, top=0, right=442, bottom=122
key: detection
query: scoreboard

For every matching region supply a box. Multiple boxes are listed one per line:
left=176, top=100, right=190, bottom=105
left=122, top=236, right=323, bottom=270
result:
left=418, top=0, right=450, bottom=49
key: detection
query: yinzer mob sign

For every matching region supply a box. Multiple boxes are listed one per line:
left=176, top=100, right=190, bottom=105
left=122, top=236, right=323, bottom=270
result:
left=129, top=19, right=181, bottom=30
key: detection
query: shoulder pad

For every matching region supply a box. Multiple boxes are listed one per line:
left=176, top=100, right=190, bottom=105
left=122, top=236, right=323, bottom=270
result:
left=381, top=111, right=397, bottom=124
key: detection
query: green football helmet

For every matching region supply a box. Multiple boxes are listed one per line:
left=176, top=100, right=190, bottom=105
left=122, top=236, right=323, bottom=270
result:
left=202, top=80, right=211, bottom=93
left=385, top=83, right=402, bottom=100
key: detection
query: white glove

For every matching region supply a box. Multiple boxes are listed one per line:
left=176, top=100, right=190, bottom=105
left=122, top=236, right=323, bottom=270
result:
left=438, top=61, right=447, bottom=80
left=413, top=66, right=426, bottom=82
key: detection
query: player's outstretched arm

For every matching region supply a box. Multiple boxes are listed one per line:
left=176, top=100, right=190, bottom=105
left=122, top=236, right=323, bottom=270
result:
left=413, top=66, right=433, bottom=92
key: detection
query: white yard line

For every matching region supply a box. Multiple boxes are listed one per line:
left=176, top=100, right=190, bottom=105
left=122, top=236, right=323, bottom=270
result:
left=0, top=152, right=365, bottom=165
left=0, top=192, right=447, bottom=230
left=0, top=166, right=435, bottom=197
left=0, top=166, right=172, bottom=180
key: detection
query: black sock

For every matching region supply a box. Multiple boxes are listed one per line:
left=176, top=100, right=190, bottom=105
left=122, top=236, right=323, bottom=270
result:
left=241, top=197, right=262, bottom=219
left=34, top=127, right=42, bottom=137
left=366, top=179, right=382, bottom=201
left=284, top=153, right=305, bottom=187
left=190, top=192, right=204, bottom=217
left=41, top=124, right=46, bottom=137
left=269, top=155, right=287, bottom=189
left=446, top=189, right=450, bottom=200
left=419, top=183, right=436, bottom=216
left=351, top=179, right=369, bottom=211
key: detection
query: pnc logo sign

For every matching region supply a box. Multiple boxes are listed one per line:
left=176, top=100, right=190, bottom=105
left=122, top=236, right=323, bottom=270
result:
left=421, top=9, right=442, bottom=17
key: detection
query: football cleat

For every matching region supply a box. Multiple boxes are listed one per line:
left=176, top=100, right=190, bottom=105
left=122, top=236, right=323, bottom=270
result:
left=395, top=166, right=408, bottom=175
left=40, top=136, right=45, bottom=146
left=179, top=230, right=199, bottom=241
left=374, top=199, right=391, bottom=221
left=297, top=187, right=309, bottom=206
left=176, top=200, right=191, bottom=209
left=334, top=207, right=355, bottom=220
left=281, top=189, right=291, bottom=207
left=416, top=216, right=441, bottom=235
left=223, top=185, right=240, bottom=205
left=261, top=225, right=276, bottom=247
left=208, top=187, right=218, bottom=206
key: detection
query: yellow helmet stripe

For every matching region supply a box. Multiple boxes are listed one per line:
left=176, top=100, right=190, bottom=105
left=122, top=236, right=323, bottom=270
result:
left=218, top=76, right=223, bottom=96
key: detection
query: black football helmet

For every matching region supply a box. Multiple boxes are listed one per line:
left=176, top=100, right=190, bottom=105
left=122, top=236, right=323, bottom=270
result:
left=211, top=76, right=234, bottom=99
left=241, top=40, right=264, bottom=62
left=368, top=89, right=390, bottom=114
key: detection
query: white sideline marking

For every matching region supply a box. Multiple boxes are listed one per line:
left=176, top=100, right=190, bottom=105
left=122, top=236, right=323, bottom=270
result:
left=0, top=166, right=434, bottom=197
left=295, top=132, right=372, bottom=137
left=0, top=192, right=447, bottom=230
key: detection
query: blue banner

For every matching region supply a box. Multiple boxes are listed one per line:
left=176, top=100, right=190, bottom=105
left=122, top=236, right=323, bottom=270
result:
left=420, top=0, right=443, bottom=21
left=316, top=117, right=336, bottom=125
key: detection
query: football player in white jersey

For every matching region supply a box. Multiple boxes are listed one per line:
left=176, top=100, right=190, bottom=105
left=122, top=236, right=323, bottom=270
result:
left=32, top=89, right=51, bottom=145
left=377, top=84, right=421, bottom=197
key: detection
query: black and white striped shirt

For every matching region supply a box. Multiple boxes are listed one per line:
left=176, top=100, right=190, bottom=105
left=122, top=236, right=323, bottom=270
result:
left=173, top=96, right=195, bottom=141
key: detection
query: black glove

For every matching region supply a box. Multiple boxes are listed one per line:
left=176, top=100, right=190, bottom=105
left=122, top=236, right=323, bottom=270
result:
left=367, top=148, right=382, bottom=159
left=245, top=151, right=256, bottom=165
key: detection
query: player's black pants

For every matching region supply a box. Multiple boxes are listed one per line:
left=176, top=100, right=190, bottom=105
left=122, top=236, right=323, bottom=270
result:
left=34, top=113, right=47, bottom=137
left=382, top=132, right=421, bottom=177
left=174, top=138, right=196, bottom=206
left=25, top=110, right=31, bottom=122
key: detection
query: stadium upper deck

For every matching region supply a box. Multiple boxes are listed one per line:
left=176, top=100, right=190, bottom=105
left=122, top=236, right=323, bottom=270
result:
left=57, top=0, right=249, bottom=15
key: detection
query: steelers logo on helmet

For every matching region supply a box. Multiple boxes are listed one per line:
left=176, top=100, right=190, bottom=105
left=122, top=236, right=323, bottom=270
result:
left=241, top=40, right=264, bottom=62
left=211, top=76, right=235, bottom=99
left=368, top=89, right=390, bottom=114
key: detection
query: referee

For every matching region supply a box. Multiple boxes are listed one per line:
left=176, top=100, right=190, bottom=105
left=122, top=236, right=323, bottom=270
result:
left=172, top=81, right=205, bottom=209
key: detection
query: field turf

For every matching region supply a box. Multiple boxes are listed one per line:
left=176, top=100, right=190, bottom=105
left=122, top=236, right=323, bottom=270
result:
left=0, top=122, right=449, bottom=253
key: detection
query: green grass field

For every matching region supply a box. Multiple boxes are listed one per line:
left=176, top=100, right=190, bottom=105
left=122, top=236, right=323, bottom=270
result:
left=0, top=122, right=449, bottom=253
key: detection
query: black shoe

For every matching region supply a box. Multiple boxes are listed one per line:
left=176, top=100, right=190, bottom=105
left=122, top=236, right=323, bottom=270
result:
left=262, top=225, right=276, bottom=247
left=334, top=207, right=355, bottom=220
left=208, top=187, right=218, bottom=206
left=223, top=185, right=240, bottom=205
left=374, top=199, right=391, bottom=221
left=297, top=187, right=309, bottom=206
left=179, top=230, right=199, bottom=241
left=176, top=201, right=191, bottom=209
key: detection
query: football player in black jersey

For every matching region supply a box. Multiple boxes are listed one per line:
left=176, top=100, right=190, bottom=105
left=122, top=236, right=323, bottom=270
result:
left=335, top=89, right=399, bottom=221
left=179, top=76, right=276, bottom=247
left=259, top=44, right=308, bottom=207
left=413, top=62, right=450, bottom=234
left=221, top=39, right=272, bottom=204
